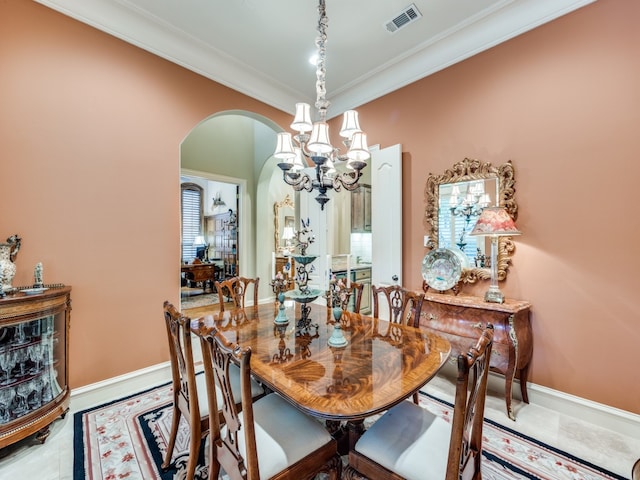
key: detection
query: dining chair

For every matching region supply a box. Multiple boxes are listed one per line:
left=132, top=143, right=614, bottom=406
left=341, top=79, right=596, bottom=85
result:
left=345, top=324, right=495, bottom=480
left=162, top=301, right=210, bottom=479
left=162, top=302, right=264, bottom=479
left=327, top=281, right=364, bottom=313
left=215, top=276, right=260, bottom=311
left=371, top=284, right=426, bottom=404
left=200, top=326, right=342, bottom=480
left=372, top=284, right=425, bottom=327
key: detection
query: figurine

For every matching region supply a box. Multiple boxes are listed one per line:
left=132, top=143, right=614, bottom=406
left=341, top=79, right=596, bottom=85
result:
left=34, top=262, right=44, bottom=288
left=293, top=218, right=315, bottom=256
left=0, top=234, right=21, bottom=293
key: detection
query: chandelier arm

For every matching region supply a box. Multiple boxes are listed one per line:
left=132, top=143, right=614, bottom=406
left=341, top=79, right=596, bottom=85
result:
left=298, top=174, right=316, bottom=193
left=332, top=171, right=362, bottom=191
left=282, top=171, right=314, bottom=193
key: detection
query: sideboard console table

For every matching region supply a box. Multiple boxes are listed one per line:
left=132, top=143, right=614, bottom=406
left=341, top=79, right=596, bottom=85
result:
left=418, top=292, right=532, bottom=420
left=0, top=285, right=72, bottom=447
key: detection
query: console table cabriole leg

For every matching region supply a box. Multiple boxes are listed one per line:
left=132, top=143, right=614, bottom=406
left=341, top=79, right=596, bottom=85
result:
left=519, top=363, right=530, bottom=404
left=506, top=314, right=518, bottom=421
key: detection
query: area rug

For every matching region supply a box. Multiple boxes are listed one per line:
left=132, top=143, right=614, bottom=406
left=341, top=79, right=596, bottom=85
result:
left=73, top=383, right=627, bottom=480
left=180, top=293, right=219, bottom=310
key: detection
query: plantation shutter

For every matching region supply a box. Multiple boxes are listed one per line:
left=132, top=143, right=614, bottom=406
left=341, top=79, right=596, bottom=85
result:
left=181, top=183, right=203, bottom=262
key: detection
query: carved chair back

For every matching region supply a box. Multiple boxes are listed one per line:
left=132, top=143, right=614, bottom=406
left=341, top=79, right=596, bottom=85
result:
left=327, top=281, right=364, bottom=313
left=372, top=284, right=425, bottom=327
left=162, top=301, right=208, bottom=479
left=448, top=324, right=494, bottom=479
left=215, top=276, right=260, bottom=311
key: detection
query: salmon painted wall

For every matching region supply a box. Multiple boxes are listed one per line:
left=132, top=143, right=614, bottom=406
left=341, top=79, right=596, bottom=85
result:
left=0, top=1, right=290, bottom=388
left=356, top=0, right=640, bottom=413
left=1, top=0, right=638, bottom=414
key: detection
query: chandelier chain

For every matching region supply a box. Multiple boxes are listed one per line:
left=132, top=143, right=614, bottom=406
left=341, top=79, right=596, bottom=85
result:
left=315, top=0, right=329, bottom=119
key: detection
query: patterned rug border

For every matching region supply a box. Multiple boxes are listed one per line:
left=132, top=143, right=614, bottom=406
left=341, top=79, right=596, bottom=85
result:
left=72, top=381, right=173, bottom=480
left=73, top=383, right=628, bottom=480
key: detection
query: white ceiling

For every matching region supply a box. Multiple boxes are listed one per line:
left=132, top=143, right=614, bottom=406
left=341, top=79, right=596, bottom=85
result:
left=36, top=0, right=595, bottom=118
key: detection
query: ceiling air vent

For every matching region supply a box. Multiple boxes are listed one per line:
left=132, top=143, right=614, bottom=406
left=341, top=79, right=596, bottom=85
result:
left=384, top=4, right=422, bottom=34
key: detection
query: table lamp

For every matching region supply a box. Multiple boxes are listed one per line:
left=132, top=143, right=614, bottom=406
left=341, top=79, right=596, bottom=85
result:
left=194, top=235, right=207, bottom=261
left=469, top=207, right=521, bottom=304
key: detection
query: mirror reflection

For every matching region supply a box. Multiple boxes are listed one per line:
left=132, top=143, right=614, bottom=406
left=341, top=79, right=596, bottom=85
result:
left=425, top=158, right=518, bottom=283
left=274, top=194, right=295, bottom=254
left=437, top=178, right=498, bottom=267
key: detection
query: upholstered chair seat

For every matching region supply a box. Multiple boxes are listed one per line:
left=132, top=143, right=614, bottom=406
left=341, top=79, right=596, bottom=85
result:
left=226, top=393, right=337, bottom=479
left=353, top=400, right=451, bottom=480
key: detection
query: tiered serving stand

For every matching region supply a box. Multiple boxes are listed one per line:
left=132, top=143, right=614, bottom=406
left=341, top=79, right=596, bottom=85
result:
left=287, top=255, right=323, bottom=333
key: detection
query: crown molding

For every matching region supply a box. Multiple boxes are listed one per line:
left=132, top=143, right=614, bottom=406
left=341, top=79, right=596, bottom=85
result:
left=35, top=0, right=595, bottom=118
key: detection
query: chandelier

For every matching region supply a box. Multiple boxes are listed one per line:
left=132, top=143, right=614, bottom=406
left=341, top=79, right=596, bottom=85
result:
left=274, top=0, right=371, bottom=210
left=448, top=182, right=490, bottom=250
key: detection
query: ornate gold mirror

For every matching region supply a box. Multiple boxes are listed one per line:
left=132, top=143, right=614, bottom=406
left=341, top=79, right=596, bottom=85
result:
left=424, top=158, right=518, bottom=283
left=274, top=194, right=295, bottom=254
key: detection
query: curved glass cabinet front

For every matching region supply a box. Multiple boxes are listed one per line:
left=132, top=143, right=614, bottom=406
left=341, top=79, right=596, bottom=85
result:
left=0, top=305, right=67, bottom=427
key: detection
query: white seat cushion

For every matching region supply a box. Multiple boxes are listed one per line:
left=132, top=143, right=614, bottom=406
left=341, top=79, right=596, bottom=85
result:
left=232, top=393, right=334, bottom=479
left=195, top=365, right=263, bottom=418
left=354, top=400, right=452, bottom=480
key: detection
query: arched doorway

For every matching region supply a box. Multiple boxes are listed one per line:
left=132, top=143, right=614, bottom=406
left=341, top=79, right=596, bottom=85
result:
left=179, top=110, right=291, bottom=305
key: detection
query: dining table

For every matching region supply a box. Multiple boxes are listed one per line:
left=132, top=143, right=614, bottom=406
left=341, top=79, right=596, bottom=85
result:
left=191, top=301, right=451, bottom=452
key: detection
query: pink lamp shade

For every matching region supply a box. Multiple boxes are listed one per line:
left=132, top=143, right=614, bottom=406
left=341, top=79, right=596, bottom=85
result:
left=470, top=207, right=521, bottom=237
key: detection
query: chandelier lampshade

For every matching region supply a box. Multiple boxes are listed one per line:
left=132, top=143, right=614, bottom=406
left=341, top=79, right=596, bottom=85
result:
left=291, top=103, right=313, bottom=132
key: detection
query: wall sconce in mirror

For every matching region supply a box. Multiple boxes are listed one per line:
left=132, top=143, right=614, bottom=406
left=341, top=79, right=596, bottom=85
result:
left=211, top=192, right=226, bottom=210
left=470, top=207, right=521, bottom=303
left=424, top=158, right=518, bottom=284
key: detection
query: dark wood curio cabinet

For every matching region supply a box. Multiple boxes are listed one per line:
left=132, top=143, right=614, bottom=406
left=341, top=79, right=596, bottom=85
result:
left=0, top=285, right=71, bottom=448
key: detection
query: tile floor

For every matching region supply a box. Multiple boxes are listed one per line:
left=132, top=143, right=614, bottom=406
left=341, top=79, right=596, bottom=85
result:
left=1, top=354, right=638, bottom=479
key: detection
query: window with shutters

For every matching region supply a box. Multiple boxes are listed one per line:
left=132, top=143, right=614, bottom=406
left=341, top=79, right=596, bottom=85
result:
left=181, top=183, right=203, bottom=263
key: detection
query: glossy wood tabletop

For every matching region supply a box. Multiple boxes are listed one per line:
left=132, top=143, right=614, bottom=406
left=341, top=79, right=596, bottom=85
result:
left=191, top=302, right=451, bottom=421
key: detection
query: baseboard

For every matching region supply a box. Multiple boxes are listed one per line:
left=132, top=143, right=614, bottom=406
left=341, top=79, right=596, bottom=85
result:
left=485, top=372, right=640, bottom=439
left=71, top=360, right=640, bottom=441
left=70, top=361, right=173, bottom=412
left=524, top=379, right=640, bottom=439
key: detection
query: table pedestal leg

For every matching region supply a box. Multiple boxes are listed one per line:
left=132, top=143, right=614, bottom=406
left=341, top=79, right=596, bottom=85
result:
left=347, top=419, right=365, bottom=452
left=326, top=420, right=348, bottom=455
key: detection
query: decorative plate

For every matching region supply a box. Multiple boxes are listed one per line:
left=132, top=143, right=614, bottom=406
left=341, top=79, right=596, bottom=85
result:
left=422, top=248, right=462, bottom=291
left=22, top=287, right=49, bottom=295
left=447, top=246, right=470, bottom=269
